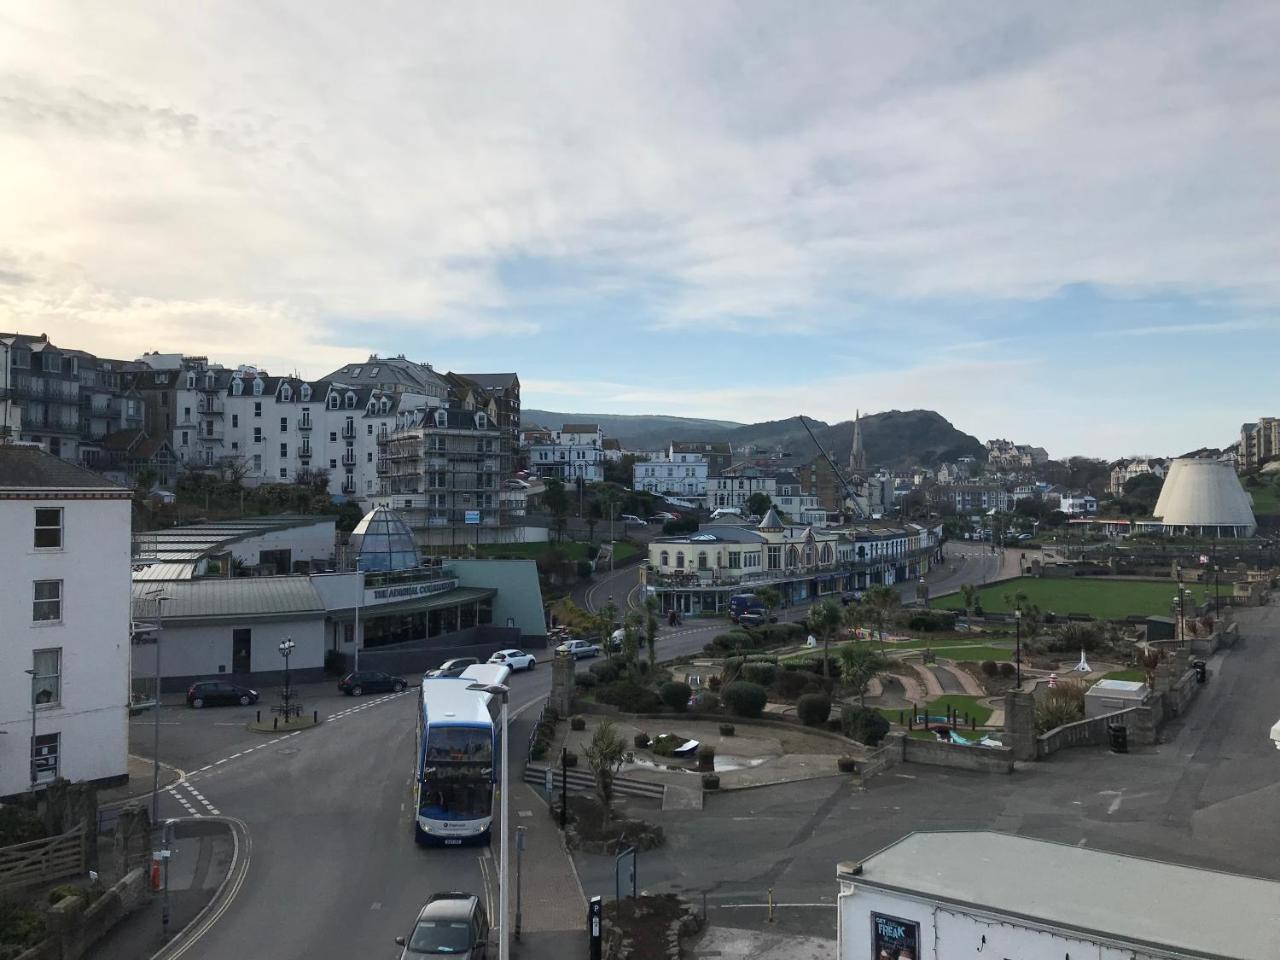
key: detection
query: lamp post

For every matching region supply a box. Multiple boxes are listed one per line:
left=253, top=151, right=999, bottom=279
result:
left=143, top=591, right=170, bottom=829
left=23, top=668, right=37, bottom=790
left=353, top=558, right=366, bottom=673
left=1014, top=608, right=1022, bottom=690
left=468, top=681, right=510, bottom=960
left=278, top=637, right=296, bottom=714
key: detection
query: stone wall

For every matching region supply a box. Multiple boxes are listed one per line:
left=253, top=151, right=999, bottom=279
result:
left=16, top=867, right=150, bottom=960
left=1002, top=692, right=1038, bottom=761
left=333, top=625, right=524, bottom=676
left=899, top=735, right=1014, bottom=773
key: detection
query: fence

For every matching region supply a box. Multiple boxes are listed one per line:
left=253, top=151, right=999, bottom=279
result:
left=0, top=825, right=87, bottom=893
left=522, top=763, right=666, bottom=802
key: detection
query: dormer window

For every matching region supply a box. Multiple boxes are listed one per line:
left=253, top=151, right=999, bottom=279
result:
left=380, top=398, right=390, bottom=414
left=252, top=378, right=263, bottom=396
left=231, top=378, right=243, bottom=396
left=328, top=392, right=339, bottom=409
left=345, top=392, right=357, bottom=408
left=300, top=384, right=311, bottom=401
left=476, top=413, right=487, bottom=429
left=280, top=384, right=292, bottom=401
left=352, top=367, right=363, bottom=378
left=186, top=373, right=196, bottom=388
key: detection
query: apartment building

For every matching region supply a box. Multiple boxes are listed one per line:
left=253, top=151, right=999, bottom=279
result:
left=375, top=406, right=506, bottom=547
left=931, top=483, right=1012, bottom=514
left=633, top=449, right=709, bottom=498
left=773, top=471, right=829, bottom=525
left=529, top=423, right=610, bottom=483
left=1109, top=457, right=1167, bottom=495
left=1239, top=418, right=1280, bottom=471
left=707, top=469, right=777, bottom=511
left=1, top=333, right=85, bottom=461
left=0, top=447, right=131, bottom=799
left=985, top=439, right=1049, bottom=469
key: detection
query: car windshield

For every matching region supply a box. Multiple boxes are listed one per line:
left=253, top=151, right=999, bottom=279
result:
left=408, top=919, right=473, bottom=954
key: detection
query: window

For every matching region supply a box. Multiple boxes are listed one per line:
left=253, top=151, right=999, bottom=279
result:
left=329, top=431, right=337, bottom=442
left=32, top=649, right=60, bottom=706
left=231, top=414, right=238, bottom=428
left=328, top=393, right=339, bottom=409
left=33, top=580, right=62, bottom=622
left=187, top=372, right=196, bottom=388
left=280, top=384, right=291, bottom=401
left=728, top=551, right=741, bottom=569
left=181, top=431, right=189, bottom=446
left=280, top=417, right=288, bottom=432
left=300, top=384, right=311, bottom=401
left=659, top=551, right=669, bottom=566
left=675, top=552, right=685, bottom=569
left=231, top=442, right=239, bottom=451
left=345, top=392, right=356, bottom=408
left=34, top=508, right=62, bottom=549
left=231, top=379, right=243, bottom=396
left=253, top=427, right=262, bottom=443
left=698, top=551, right=708, bottom=570
left=252, top=378, right=263, bottom=396
left=279, top=467, right=288, bottom=479
left=352, top=367, right=363, bottom=377
left=369, top=366, right=379, bottom=377
left=254, top=401, right=262, bottom=417
left=32, top=733, right=59, bottom=785
left=280, top=443, right=288, bottom=458
left=367, top=423, right=373, bottom=435
left=329, top=459, right=337, bottom=469
left=253, top=454, right=262, bottom=472
left=367, top=451, right=373, bottom=463
left=183, top=406, right=191, bottom=420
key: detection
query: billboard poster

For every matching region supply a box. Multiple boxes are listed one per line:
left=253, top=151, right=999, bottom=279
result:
left=871, top=912, right=919, bottom=960
left=464, top=510, right=481, bottom=524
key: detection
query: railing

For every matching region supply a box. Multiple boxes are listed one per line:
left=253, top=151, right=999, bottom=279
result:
left=300, top=444, right=312, bottom=458
left=299, top=417, right=313, bottom=431
left=341, top=450, right=357, bottom=466
left=341, top=422, right=356, bottom=439
left=341, top=479, right=357, bottom=494
left=0, top=825, right=87, bottom=893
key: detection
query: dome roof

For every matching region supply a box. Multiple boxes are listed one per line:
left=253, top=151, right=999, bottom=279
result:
left=348, top=507, right=421, bottom=572
left=1151, top=459, right=1256, bottom=534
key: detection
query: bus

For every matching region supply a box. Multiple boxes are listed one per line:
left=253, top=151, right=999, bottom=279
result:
left=413, top=663, right=510, bottom=846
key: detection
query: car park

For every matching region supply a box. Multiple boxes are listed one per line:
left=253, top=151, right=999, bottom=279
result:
left=186, top=681, right=258, bottom=709
left=396, top=892, right=489, bottom=959
left=337, top=670, right=407, bottom=696
left=424, top=657, right=480, bottom=679
left=487, top=649, right=536, bottom=671
left=555, top=638, right=603, bottom=659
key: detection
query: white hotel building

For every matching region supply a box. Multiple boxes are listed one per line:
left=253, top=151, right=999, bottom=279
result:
left=632, top=451, right=709, bottom=498
left=0, top=447, right=131, bottom=799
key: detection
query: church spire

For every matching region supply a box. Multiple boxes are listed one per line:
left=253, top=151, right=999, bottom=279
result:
left=848, top=409, right=866, bottom=476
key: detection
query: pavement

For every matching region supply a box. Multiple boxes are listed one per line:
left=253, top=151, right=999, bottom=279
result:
left=507, top=781, right=587, bottom=959
left=98, top=753, right=183, bottom=807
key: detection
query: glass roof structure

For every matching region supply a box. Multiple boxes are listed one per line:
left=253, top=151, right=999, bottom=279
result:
left=348, top=507, right=421, bottom=572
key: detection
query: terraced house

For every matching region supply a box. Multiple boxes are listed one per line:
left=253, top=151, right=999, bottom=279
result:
left=642, top=508, right=942, bottom=616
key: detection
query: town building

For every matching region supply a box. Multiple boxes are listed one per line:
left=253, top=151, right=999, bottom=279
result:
left=706, top=469, right=777, bottom=512
left=643, top=508, right=941, bottom=615
left=1057, top=493, right=1099, bottom=516
left=2, top=333, right=92, bottom=462
left=1138, top=457, right=1257, bottom=538
left=632, top=448, right=709, bottom=498
left=985, top=438, right=1049, bottom=469
left=670, top=441, right=732, bottom=476
left=129, top=507, right=546, bottom=689
left=773, top=471, right=828, bottom=525
left=1110, top=457, right=1168, bottom=495
left=930, top=483, right=1012, bottom=514
left=1238, top=417, right=1280, bottom=471
left=0, top=447, right=132, bottom=799
left=528, top=423, right=610, bottom=484
left=837, top=831, right=1280, bottom=960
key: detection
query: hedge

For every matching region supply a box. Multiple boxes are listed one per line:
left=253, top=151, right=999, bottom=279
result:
left=659, top=681, right=692, bottom=713
left=841, top=705, right=890, bottom=746
left=797, top=693, right=832, bottom=727
left=722, top=681, right=767, bottom=719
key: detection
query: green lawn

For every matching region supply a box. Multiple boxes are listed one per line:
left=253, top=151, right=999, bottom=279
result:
left=879, top=694, right=993, bottom=726
left=926, top=645, right=1015, bottom=663
left=1103, top=669, right=1146, bottom=683
left=1243, top=479, right=1280, bottom=516
left=936, top=576, right=1213, bottom=620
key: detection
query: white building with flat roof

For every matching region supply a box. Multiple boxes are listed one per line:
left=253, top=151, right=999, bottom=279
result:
left=0, top=446, right=132, bottom=799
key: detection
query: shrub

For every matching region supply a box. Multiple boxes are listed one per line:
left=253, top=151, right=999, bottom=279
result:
left=841, top=705, right=890, bottom=746
left=797, top=693, right=832, bottom=727
left=48, top=884, right=86, bottom=906
left=589, top=659, right=622, bottom=684
left=721, top=656, right=745, bottom=685
left=719, top=723, right=735, bottom=737
left=722, top=681, right=767, bottom=719
left=563, top=751, right=579, bottom=768
left=634, top=731, right=651, bottom=749
left=690, top=692, right=721, bottom=715
left=697, top=744, right=716, bottom=771
left=574, top=672, right=598, bottom=689
left=530, top=741, right=548, bottom=761
left=837, top=756, right=858, bottom=773
left=1036, top=689, right=1085, bottom=733
left=998, top=661, right=1016, bottom=678
left=908, top=611, right=956, bottom=632
left=660, top=681, right=692, bottom=713
left=772, top=669, right=824, bottom=700
left=701, top=773, right=720, bottom=790
left=576, top=560, right=594, bottom=579
left=596, top=679, right=663, bottom=714
left=0, top=806, right=45, bottom=847
left=795, top=657, right=842, bottom=680
left=570, top=715, right=586, bottom=731
left=980, top=660, right=998, bottom=677
left=742, top=663, right=777, bottom=687
left=651, top=733, right=688, bottom=757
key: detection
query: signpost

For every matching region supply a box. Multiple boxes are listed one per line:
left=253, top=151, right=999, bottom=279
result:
left=588, top=896, right=603, bottom=960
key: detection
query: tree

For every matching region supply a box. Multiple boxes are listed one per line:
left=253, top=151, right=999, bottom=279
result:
left=746, top=491, right=773, bottom=517
left=838, top=644, right=890, bottom=707
left=807, top=598, right=843, bottom=678
left=863, top=585, right=899, bottom=653
left=544, top=479, right=569, bottom=541
left=598, top=600, right=619, bottom=661
left=643, top=595, right=659, bottom=672
left=622, top=610, right=643, bottom=664
left=959, top=583, right=979, bottom=615
left=754, top=587, right=781, bottom=620
left=584, top=719, right=627, bottom=825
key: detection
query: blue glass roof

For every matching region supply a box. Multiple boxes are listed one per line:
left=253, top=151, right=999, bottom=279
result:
left=348, top=507, right=421, bottom=572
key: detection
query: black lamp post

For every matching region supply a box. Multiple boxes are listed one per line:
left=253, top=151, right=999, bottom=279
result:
left=278, top=637, right=296, bottom=714
left=1014, top=609, right=1022, bottom=689
left=23, top=668, right=37, bottom=790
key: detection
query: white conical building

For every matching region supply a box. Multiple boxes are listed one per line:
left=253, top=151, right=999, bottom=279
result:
left=1145, top=458, right=1256, bottom=538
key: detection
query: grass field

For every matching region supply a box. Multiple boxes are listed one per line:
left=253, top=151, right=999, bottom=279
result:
left=926, top=645, right=1015, bottom=663
left=936, top=576, right=1214, bottom=620
left=879, top=694, right=993, bottom=726
left=1242, top=477, right=1280, bottom=516
left=1103, top=669, right=1146, bottom=683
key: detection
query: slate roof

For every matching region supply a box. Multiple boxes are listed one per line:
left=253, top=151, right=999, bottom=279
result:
left=560, top=423, right=600, bottom=434
left=458, top=373, right=518, bottom=390
left=0, top=446, right=127, bottom=492
left=130, top=577, right=325, bottom=621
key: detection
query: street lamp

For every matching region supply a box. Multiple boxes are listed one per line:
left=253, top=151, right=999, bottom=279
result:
left=1014, top=609, right=1022, bottom=689
left=353, top=557, right=367, bottom=673
left=278, top=637, right=296, bottom=715
left=141, top=590, right=170, bottom=829
left=467, top=681, right=510, bottom=960
left=23, top=668, right=37, bottom=790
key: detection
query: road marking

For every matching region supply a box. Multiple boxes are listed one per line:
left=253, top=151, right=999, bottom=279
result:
left=371, top=901, right=382, bottom=910
left=716, top=902, right=833, bottom=909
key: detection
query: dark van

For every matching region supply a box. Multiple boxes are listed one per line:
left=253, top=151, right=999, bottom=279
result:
left=729, top=593, right=764, bottom=622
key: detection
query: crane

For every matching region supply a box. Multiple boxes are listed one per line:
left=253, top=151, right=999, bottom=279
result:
left=797, top=415, right=868, bottom=520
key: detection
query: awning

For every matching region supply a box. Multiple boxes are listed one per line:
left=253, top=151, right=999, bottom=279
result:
left=326, top=587, right=495, bottom=619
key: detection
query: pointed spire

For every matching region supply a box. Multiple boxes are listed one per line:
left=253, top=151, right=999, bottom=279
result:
left=758, top=507, right=784, bottom=531
left=848, top=409, right=866, bottom=476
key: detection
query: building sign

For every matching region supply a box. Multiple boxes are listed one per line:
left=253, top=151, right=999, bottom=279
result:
left=464, top=510, right=481, bottom=525
left=871, top=912, right=919, bottom=960
left=366, top=579, right=458, bottom=604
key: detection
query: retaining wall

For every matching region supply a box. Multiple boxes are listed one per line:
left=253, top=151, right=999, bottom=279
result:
left=899, top=735, right=1014, bottom=773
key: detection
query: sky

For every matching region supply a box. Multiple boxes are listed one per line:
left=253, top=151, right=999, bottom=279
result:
left=2, top=3, right=1279, bottom=460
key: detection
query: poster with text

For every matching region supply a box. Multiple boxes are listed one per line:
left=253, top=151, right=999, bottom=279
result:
left=871, top=912, right=919, bottom=960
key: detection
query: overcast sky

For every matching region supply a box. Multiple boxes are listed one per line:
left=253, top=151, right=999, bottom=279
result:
left=2, top=3, right=1278, bottom=459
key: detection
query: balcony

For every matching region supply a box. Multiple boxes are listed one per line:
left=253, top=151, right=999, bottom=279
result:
left=197, top=399, right=224, bottom=416
left=341, top=476, right=357, bottom=494
left=341, top=450, right=356, bottom=467
left=341, top=422, right=356, bottom=439
left=300, top=443, right=313, bottom=458
left=299, top=417, right=313, bottom=432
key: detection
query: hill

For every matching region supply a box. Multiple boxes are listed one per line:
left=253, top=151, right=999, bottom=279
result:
left=524, top=408, right=982, bottom=468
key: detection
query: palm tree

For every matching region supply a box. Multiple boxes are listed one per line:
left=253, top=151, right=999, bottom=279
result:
left=643, top=595, right=659, bottom=672
left=622, top=610, right=643, bottom=665
left=838, top=644, right=890, bottom=707
left=584, top=719, right=627, bottom=826
left=863, top=585, right=899, bottom=654
left=808, top=598, right=843, bottom=678
left=598, top=600, right=618, bottom=660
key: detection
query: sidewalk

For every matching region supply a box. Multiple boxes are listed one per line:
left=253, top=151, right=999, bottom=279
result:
left=99, top=754, right=183, bottom=807
left=92, top=819, right=234, bottom=960
left=508, top=780, right=587, bottom=959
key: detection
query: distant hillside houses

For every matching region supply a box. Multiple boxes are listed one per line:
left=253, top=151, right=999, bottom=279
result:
left=985, top=439, right=1049, bottom=469
left=523, top=422, right=622, bottom=484
left=1109, top=457, right=1167, bottom=495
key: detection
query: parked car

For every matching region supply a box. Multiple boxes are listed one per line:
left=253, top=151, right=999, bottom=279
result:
left=737, top=611, right=768, bottom=628
left=338, top=670, right=407, bottom=696
left=396, top=892, right=490, bottom=959
left=620, top=514, right=647, bottom=526
left=555, top=639, right=603, bottom=660
left=487, top=649, right=536, bottom=672
left=655, top=511, right=679, bottom=521
left=840, top=590, right=865, bottom=605
left=186, top=681, right=258, bottom=709
left=424, top=657, right=480, bottom=679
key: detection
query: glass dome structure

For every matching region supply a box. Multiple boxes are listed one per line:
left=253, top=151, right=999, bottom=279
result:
left=348, top=507, right=421, bottom=572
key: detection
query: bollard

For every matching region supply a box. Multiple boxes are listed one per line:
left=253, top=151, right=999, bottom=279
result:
left=273, top=716, right=278, bottom=731
left=314, top=710, right=318, bottom=723
left=256, top=710, right=261, bottom=724
left=767, top=887, right=775, bottom=923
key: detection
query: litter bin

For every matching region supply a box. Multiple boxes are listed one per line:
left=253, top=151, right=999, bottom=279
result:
left=1193, top=659, right=1207, bottom=684
left=1108, top=723, right=1128, bottom=754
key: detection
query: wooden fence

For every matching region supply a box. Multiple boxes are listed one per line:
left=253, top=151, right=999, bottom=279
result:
left=0, top=825, right=87, bottom=893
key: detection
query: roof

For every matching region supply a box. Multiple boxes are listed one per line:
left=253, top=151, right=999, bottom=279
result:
left=1152, top=458, right=1256, bottom=532
left=758, top=507, right=784, bottom=531
left=456, top=372, right=518, bottom=390
left=655, top=526, right=765, bottom=545
left=419, top=893, right=479, bottom=921
left=839, top=831, right=1280, bottom=960
left=131, top=577, right=325, bottom=621
left=321, top=357, right=450, bottom=393
left=672, top=441, right=732, bottom=455
left=132, top=516, right=335, bottom=566
left=0, top=446, right=129, bottom=494
left=602, top=438, right=621, bottom=450
left=333, top=586, right=494, bottom=618
left=560, top=423, right=599, bottom=434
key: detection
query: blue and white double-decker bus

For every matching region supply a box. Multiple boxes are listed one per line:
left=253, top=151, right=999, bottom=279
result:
left=413, top=664, right=509, bottom=846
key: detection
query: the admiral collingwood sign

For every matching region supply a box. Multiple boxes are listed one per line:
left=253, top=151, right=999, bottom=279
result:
left=366, top=578, right=458, bottom=604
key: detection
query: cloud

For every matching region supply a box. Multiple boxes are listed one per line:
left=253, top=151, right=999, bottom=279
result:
left=1103, top=319, right=1276, bottom=337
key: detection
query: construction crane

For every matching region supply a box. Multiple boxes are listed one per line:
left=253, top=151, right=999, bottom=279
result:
left=797, top=415, right=868, bottom=520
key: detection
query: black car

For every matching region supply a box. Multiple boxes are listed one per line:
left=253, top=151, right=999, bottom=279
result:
left=424, top=657, right=479, bottom=679
left=396, top=893, right=489, bottom=959
left=337, top=671, right=407, bottom=696
left=186, top=681, right=259, bottom=709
